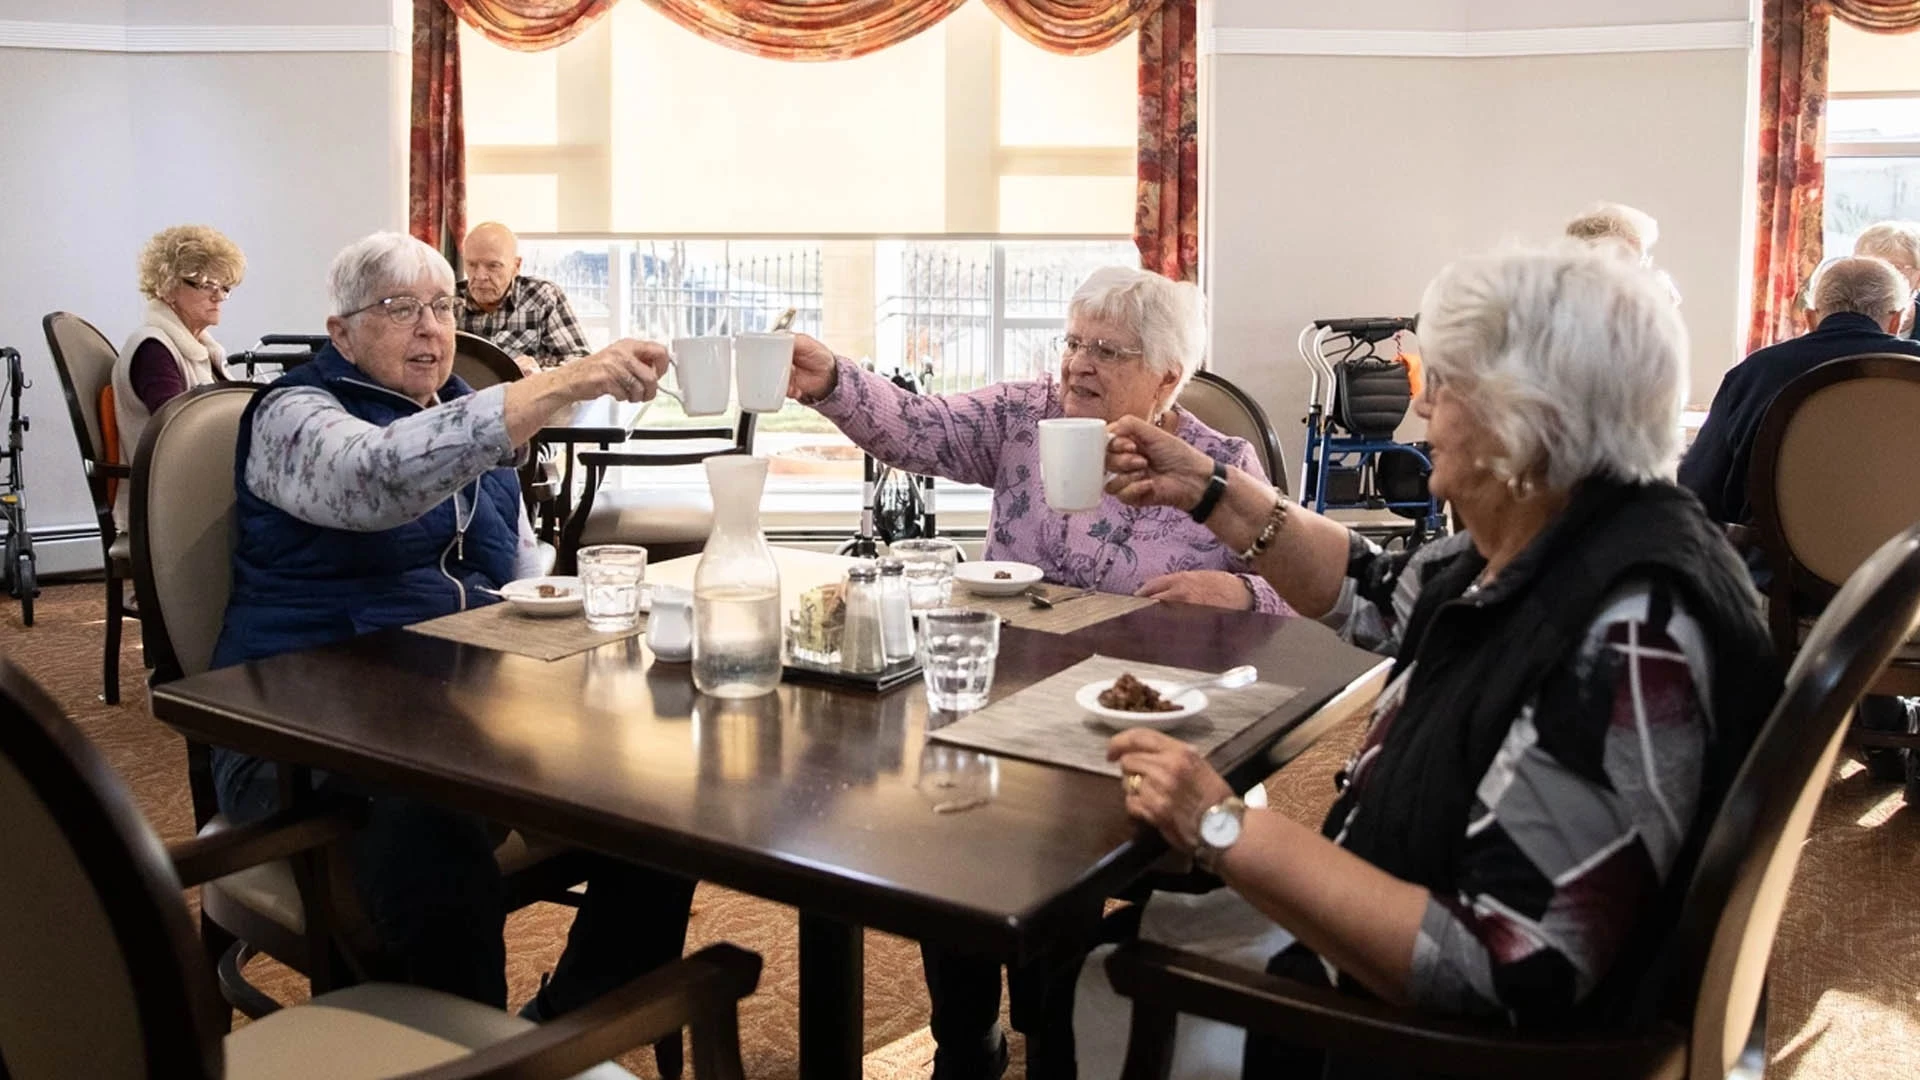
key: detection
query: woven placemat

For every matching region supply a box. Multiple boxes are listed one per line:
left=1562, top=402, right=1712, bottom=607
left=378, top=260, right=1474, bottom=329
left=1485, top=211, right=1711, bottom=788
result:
left=408, top=602, right=646, bottom=661
left=927, top=654, right=1300, bottom=777
left=954, top=585, right=1155, bottom=634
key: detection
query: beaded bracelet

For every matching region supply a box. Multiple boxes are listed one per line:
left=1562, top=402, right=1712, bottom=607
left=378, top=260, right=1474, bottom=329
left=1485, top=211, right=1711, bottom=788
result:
left=1237, top=491, right=1290, bottom=562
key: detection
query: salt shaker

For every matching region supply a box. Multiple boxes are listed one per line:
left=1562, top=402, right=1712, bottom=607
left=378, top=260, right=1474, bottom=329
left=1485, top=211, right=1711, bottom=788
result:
left=841, top=564, right=886, bottom=674
left=875, top=557, right=916, bottom=663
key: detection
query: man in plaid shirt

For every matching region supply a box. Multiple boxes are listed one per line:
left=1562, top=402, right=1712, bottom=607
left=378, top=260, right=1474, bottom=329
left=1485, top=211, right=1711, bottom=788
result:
left=456, top=222, right=592, bottom=374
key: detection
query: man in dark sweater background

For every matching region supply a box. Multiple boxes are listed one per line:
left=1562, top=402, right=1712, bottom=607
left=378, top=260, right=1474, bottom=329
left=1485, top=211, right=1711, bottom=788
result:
left=1680, top=254, right=1920, bottom=784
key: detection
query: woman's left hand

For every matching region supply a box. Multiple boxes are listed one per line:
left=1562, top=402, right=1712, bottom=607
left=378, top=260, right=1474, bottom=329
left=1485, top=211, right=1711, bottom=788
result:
left=1109, top=728, right=1235, bottom=853
left=1136, top=570, right=1254, bottom=610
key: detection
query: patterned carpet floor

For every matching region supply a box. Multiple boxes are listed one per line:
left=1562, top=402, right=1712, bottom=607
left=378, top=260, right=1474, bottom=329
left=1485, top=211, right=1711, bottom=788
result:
left=4, top=580, right=1916, bottom=1078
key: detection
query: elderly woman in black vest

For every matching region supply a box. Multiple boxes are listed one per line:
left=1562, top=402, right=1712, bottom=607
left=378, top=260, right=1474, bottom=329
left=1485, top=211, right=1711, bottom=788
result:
left=1073, top=246, right=1778, bottom=1076
left=209, top=231, right=692, bottom=1021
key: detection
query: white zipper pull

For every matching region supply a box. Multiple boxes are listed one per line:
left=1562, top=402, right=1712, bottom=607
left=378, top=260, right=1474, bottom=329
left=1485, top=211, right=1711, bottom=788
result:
left=456, top=530, right=465, bottom=562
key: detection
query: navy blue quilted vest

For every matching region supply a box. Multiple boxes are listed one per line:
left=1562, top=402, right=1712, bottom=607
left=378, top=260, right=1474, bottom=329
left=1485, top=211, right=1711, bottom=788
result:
left=210, top=346, right=521, bottom=669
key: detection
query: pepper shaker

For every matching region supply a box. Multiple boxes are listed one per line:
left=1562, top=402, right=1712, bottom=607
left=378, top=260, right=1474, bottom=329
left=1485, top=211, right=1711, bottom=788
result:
left=841, top=564, right=887, bottom=674
left=875, top=557, right=916, bottom=663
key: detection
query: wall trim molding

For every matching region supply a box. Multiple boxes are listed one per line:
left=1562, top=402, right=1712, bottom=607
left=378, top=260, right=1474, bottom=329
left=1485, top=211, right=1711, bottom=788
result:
left=0, top=20, right=402, bottom=54
left=1205, top=20, right=1754, bottom=59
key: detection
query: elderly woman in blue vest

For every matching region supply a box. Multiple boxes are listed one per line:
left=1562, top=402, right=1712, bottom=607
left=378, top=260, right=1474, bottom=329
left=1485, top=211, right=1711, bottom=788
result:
left=1073, top=246, right=1779, bottom=1076
left=209, top=231, right=691, bottom=1019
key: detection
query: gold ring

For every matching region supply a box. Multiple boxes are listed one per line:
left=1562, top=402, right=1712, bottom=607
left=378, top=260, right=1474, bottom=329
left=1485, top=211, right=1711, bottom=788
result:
left=1124, top=772, right=1144, bottom=796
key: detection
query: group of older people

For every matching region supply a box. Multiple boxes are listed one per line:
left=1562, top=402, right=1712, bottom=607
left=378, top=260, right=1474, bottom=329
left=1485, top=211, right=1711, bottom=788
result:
left=160, top=194, right=1881, bottom=1077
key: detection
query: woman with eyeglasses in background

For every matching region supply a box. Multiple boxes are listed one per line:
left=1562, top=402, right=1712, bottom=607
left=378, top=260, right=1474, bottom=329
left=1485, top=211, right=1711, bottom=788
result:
left=789, top=266, right=1287, bottom=621
left=788, top=264, right=1285, bottom=1080
left=109, top=224, right=245, bottom=525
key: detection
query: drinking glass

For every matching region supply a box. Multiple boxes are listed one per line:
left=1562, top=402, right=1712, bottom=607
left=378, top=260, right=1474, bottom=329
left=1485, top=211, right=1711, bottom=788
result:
left=891, top=538, right=958, bottom=610
left=578, top=544, right=648, bottom=631
left=918, top=608, right=1000, bottom=712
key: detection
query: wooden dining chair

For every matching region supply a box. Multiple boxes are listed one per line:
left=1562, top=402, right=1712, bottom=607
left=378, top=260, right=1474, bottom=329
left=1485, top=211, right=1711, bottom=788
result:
left=1103, top=520, right=1920, bottom=1080
left=129, top=385, right=698, bottom=1075
left=557, top=410, right=759, bottom=572
left=41, top=311, right=141, bottom=704
left=1747, top=353, right=1920, bottom=764
left=0, top=652, right=761, bottom=1080
left=455, top=330, right=561, bottom=555
left=1176, top=370, right=1288, bottom=494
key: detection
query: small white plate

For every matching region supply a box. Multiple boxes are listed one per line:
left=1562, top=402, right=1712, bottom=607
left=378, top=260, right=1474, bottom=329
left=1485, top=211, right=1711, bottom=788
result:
left=498, top=575, right=584, bottom=618
left=953, top=561, right=1044, bottom=596
left=1075, top=679, right=1207, bottom=730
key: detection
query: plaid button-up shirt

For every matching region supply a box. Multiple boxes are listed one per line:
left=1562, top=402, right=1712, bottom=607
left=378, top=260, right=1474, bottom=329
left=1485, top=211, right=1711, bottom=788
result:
left=455, top=275, right=591, bottom=368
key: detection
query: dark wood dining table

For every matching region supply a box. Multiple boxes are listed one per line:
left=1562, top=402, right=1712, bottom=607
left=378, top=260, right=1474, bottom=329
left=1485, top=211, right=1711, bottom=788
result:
left=153, top=601, right=1388, bottom=1079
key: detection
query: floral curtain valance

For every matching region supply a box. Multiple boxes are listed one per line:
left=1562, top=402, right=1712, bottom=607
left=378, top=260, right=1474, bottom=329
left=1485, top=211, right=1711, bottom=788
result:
left=444, top=0, right=1168, bottom=58
left=1830, top=0, right=1920, bottom=31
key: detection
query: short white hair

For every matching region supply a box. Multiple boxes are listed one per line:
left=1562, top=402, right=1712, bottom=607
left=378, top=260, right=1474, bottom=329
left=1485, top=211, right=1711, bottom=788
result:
left=1067, top=266, right=1207, bottom=398
left=1417, top=244, right=1688, bottom=493
left=1854, top=221, right=1920, bottom=273
left=1811, top=255, right=1908, bottom=319
left=1565, top=202, right=1659, bottom=258
left=327, top=231, right=455, bottom=316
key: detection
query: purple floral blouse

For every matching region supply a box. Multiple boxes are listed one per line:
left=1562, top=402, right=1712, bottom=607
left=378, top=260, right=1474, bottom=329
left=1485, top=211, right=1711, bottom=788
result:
left=811, top=358, right=1289, bottom=614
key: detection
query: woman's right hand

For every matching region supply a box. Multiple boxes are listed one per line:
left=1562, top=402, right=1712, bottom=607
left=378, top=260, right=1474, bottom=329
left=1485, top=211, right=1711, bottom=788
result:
left=789, top=333, right=839, bottom=402
left=562, top=339, right=670, bottom=403
left=1105, top=414, right=1217, bottom=512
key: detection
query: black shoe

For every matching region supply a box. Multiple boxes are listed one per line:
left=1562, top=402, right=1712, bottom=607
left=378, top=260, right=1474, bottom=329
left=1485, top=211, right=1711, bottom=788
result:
left=930, top=1027, right=1009, bottom=1080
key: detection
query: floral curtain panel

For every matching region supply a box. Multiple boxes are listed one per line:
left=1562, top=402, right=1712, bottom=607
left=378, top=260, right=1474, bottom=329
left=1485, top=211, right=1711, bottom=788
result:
left=1830, top=0, right=1920, bottom=30
left=1134, top=0, right=1196, bottom=281
left=408, top=0, right=467, bottom=264
left=1748, top=0, right=1830, bottom=354
left=446, top=0, right=615, bottom=51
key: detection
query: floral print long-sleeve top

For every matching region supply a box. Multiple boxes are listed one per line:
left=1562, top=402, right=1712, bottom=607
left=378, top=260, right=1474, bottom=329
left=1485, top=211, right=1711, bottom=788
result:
left=810, top=358, right=1289, bottom=614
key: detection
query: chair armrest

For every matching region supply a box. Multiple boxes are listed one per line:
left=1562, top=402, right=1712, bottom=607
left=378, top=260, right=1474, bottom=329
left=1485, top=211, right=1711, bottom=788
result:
left=167, top=803, right=362, bottom=888
left=578, top=446, right=746, bottom=470
left=627, top=425, right=734, bottom=442
left=1104, top=941, right=1685, bottom=1080
left=393, top=944, right=763, bottom=1080
left=90, top=462, right=133, bottom=480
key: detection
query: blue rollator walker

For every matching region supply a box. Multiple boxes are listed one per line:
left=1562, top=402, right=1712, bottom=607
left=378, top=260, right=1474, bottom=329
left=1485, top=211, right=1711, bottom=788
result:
left=1, top=346, right=38, bottom=625
left=1297, top=316, right=1446, bottom=550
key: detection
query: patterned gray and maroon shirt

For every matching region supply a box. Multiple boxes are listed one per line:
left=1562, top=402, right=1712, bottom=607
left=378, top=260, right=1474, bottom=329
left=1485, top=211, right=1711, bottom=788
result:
left=1333, top=532, right=1711, bottom=1020
left=455, top=275, right=591, bottom=368
left=810, top=357, right=1290, bottom=614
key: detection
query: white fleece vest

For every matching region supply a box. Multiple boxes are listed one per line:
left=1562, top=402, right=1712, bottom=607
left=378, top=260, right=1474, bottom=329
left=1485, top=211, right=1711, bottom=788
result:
left=110, top=298, right=227, bottom=525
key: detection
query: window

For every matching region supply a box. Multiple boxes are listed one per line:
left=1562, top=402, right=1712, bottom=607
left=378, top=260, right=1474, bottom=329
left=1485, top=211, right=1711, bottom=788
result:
left=1823, top=22, right=1920, bottom=255
left=461, top=3, right=1141, bottom=522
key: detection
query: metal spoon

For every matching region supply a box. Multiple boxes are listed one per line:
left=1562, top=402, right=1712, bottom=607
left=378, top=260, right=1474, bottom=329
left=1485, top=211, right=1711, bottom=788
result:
left=768, top=307, right=798, bottom=333
left=1159, top=665, right=1259, bottom=701
left=1028, top=585, right=1095, bottom=609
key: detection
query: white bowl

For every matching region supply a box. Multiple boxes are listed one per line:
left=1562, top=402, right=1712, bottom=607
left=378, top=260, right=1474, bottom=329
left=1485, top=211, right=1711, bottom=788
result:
left=497, top=575, right=584, bottom=618
left=953, top=561, right=1044, bottom=596
left=1075, top=678, right=1207, bottom=730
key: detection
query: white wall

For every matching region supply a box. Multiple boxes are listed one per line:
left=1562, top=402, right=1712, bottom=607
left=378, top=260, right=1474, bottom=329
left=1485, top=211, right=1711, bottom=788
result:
left=1204, top=0, right=1756, bottom=483
left=0, top=1, right=408, bottom=573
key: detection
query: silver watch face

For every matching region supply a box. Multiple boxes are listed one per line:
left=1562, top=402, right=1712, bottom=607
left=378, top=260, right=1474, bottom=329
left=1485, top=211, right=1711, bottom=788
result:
left=1199, top=803, right=1242, bottom=849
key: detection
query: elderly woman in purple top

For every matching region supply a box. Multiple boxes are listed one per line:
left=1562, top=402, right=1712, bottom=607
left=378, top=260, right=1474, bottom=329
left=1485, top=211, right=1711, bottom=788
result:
left=788, top=266, right=1288, bottom=617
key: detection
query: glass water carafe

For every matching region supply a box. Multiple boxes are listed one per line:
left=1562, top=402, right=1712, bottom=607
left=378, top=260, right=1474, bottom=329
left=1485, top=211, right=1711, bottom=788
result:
left=693, top=455, right=783, bottom=698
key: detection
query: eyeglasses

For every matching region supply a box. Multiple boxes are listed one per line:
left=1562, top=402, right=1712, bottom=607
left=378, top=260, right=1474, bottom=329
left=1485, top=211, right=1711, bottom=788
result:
left=181, top=275, right=234, bottom=299
left=1056, top=333, right=1145, bottom=365
left=344, top=295, right=461, bottom=326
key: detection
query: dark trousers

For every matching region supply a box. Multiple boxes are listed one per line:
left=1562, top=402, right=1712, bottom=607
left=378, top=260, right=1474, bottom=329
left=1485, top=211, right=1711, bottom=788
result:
left=921, top=896, right=1104, bottom=1080
left=217, top=755, right=694, bottom=1012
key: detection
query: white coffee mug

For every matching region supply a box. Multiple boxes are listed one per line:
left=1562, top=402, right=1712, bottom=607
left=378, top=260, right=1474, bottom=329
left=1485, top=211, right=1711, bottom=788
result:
left=1038, top=417, right=1110, bottom=512
left=733, top=332, right=794, bottom=414
left=665, top=336, right=732, bottom=416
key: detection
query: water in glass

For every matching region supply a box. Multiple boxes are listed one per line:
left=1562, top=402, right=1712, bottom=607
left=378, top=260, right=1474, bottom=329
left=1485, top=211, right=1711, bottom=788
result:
left=579, top=544, right=647, bottom=631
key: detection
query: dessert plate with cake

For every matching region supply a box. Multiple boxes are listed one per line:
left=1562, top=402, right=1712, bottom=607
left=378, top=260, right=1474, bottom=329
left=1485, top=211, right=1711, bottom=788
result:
left=497, top=575, right=586, bottom=618
left=952, top=560, right=1043, bottom=596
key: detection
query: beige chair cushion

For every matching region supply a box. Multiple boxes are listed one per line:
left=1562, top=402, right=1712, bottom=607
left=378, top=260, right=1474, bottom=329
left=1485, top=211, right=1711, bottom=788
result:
left=223, top=981, right=635, bottom=1079
left=1773, top=376, right=1920, bottom=586
left=201, top=820, right=561, bottom=937
left=579, top=487, right=715, bottom=546
left=1177, top=375, right=1279, bottom=483
left=140, top=387, right=253, bottom=677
